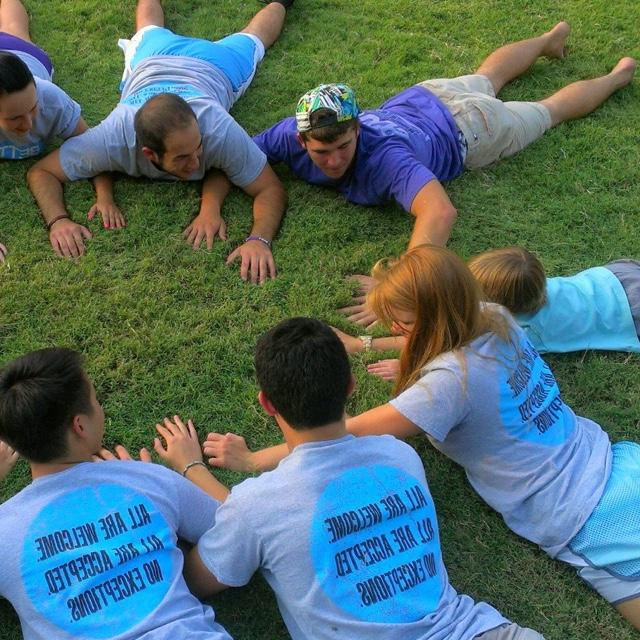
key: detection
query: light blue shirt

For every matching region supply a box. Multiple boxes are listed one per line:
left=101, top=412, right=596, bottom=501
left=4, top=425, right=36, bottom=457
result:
left=517, top=267, right=640, bottom=353
left=391, top=314, right=612, bottom=557
left=60, top=55, right=266, bottom=187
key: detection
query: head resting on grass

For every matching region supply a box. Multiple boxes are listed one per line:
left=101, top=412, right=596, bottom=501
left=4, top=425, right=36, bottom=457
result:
left=135, top=92, right=202, bottom=179
left=368, top=245, right=511, bottom=394
left=255, top=317, right=352, bottom=430
left=0, top=52, right=37, bottom=136
left=0, top=348, right=98, bottom=463
left=468, top=246, right=547, bottom=315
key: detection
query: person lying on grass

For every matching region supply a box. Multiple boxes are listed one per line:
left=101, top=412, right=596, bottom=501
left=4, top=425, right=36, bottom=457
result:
left=0, top=0, right=121, bottom=258
left=183, top=316, right=546, bottom=640
left=27, top=0, right=296, bottom=283
left=205, top=247, right=640, bottom=631
left=0, top=347, right=233, bottom=640
left=337, top=246, right=640, bottom=376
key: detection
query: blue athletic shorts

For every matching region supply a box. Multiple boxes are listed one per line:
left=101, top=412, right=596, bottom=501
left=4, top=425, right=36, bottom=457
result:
left=556, top=441, right=640, bottom=604
left=129, top=26, right=264, bottom=94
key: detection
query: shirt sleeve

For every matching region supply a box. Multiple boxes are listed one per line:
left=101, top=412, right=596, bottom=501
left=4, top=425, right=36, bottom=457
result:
left=173, top=474, right=220, bottom=544
left=202, top=113, right=267, bottom=188
left=59, top=114, right=123, bottom=179
left=37, top=80, right=82, bottom=140
left=252, top=118, right=296, bottom=165
left=370, top=145, right=436, bottom=212
left=390, top=366, right=469, bottom=442
left=196, top=486, right=261, bottom=587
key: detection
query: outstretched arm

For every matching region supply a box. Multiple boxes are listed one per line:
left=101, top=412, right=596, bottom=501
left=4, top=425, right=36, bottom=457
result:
left=226, top=164, right=287, bottom=284
left=27, top=150, right=93, bottom=258
left=70, top=118, right=126, bottom=230
left=184, top=170, right=232, bottom=250
left=408, top=179, right=457, bottom=249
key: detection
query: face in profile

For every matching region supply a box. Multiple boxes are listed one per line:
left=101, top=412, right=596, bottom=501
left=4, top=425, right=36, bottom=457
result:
left=300, top=127, right=359, bottom=180
left=390, top=308, right=417, bottom=336
left=0, top=82, right=38, bottom=136
left=147, top=119, right=203, bottom=179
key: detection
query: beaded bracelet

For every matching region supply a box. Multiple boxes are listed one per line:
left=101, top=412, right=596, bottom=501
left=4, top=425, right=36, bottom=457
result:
left=182, top=460, right=207, bottom=477
left=244, top=235, right=272, bottom=248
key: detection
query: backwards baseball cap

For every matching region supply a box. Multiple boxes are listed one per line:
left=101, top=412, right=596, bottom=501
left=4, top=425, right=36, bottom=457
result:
left=295, top=83, right=361, bottom=133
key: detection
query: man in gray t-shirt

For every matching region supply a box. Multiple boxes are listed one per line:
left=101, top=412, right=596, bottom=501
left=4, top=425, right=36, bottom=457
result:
left=0, top=346, right=231, bottom=640
left=27, top=0, right=295, bottom=283
left=184, top=318, right=544, bottom=640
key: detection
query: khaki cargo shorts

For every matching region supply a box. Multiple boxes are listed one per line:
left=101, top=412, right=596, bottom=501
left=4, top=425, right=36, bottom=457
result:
left=418, top=74, right=552, bottom=169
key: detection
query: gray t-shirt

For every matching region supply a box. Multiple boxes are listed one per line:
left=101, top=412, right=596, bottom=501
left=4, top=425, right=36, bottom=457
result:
left=0, top=77, right=81, bottom=160
left=0, top=461, right=231, bottom=640
left=390, top=313, right=612, bottom=557
left=198, top=434, right=507, bottom=640
left=59, top=56, right=266, bottom=187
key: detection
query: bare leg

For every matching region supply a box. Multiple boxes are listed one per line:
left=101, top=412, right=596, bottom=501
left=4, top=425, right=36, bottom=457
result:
left=476, top=22, right=571, bottom=94
left=0, top=0, right=31, bottom=42
left=241, top=3, right=286, bottom=50
left=135, top=0, right=164, bottom=31
left=541, top=57, right=636, bottom=126
left=616, top=596, right=640, bottom=632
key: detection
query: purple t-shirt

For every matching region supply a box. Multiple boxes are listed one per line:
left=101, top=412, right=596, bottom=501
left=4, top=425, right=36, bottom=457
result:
left=253, top=86, right=464, bottom=211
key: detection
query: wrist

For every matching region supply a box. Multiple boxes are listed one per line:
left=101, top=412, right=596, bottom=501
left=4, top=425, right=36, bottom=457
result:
left=46, top=215, right=70, bottom=232
left=198, top=209, right=221, bottom=221
left=244, top=234, right=272, bottom=249
left=357, top=335, right=372, bottom=353
left=182, top=460, right=207, bottom=477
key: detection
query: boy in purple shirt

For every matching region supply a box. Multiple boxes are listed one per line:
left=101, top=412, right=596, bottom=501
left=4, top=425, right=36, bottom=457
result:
left=254, top=22, right=635, bottom=253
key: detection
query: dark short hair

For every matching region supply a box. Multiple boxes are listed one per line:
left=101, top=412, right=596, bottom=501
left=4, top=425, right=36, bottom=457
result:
left=299, top=111, right=358, bottom=144
left=255, top=317, right=351, bottom=429
left=134, top=92, right=197, bottom=156
left=0, top=52, right=34, bottom=96
left=0, top=348, right=93, bottom=462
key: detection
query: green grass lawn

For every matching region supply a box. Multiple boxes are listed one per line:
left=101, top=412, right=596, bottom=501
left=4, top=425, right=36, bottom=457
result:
left=1, top=0, right=640, bottom=638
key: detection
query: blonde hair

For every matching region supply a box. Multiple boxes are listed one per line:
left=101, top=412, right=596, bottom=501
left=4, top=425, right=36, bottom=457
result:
left=368, top=245, right=511, bottom=394
left=468, top=247, right=547, bottom=315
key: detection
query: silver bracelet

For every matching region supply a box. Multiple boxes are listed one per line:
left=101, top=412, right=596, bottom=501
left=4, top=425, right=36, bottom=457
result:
left=182, top=460, right=207, bottom=477
left=358, top=335, right=373, bottom=352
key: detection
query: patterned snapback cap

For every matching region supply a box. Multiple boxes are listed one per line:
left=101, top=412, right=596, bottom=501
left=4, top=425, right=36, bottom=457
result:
left=295, top=83, right=361, bottom=133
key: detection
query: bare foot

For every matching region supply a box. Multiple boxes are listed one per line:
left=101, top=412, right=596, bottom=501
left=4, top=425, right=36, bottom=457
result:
left=609, top=57, right=637, bottom=89
left=544, top=21, right=571, bottom=59
left=0, top=440, right=18, bottom=481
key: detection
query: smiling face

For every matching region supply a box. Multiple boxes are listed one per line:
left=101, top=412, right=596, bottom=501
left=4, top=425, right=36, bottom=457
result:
left=299, top=126, right=359, bottom=180
left=143, top=119, right=203, bottom=179
left=0, top=82, right=38, bottom=136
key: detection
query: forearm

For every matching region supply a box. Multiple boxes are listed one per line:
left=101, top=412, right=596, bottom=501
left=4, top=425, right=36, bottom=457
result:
left=183, top=465, right=230, bottom=502
left=249, top=183, right=287, bottom=241
left=408, top=180, right=457, bottom=248
left=27, top=166, right=69, bottom=225
left=199, top=171, right=232, bottom=218
left=359, top=336, right=406, bottom=354
left=248, top=442, right=290, bottom=472
left=92, top=173, right=115, bottom=204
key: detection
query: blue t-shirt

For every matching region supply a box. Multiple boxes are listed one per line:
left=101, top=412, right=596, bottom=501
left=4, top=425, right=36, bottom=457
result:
left=517, top=266, right=640, bottom=353
left=0, top=461, right=230, bottom=640
left=198, top=434, right=507, bottom=640
left=60, top=55, right=266, bottom=187
left=0, top=77, right=81, bottom=160
left=253, top=85, right=464, bottom=211
left=390, top=311, right=612, bottom=557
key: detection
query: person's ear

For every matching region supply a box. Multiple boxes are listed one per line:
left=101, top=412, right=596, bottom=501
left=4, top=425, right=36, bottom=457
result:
left=70, top=414, right=86, bottom=438
left=258, top=390, right=278, bottom=416
left=141, top=146, right=160, bottom=164
left=296, top=133, right=307, bottom=149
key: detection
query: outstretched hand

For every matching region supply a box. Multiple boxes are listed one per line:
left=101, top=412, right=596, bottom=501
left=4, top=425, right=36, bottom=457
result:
left=226, top=239, right=276, bottom=284
left=337, top=274, right=379, bottom=329
left=203, top=432, right=256, bottom=472
left=88, top=200, right=126, bottom=230
left=153, top=415, right=204, bottom=473
left=184, top=213, right=227, bottom=250
left=49, top=218, right=92, bottom=258
left=93, top=444, right=152, bottom=462
left=367, top=358, right=400, bottom=382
